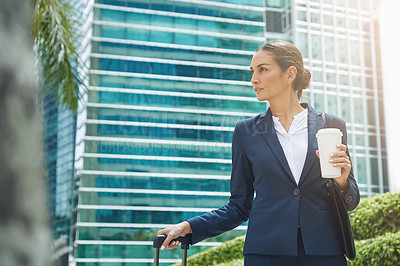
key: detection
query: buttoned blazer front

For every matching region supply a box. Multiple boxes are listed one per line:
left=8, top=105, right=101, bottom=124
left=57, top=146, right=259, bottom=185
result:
left=187, top=103, right=360, bottom=256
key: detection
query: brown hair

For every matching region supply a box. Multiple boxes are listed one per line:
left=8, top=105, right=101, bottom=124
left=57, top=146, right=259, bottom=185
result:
left=256, top=40, right=311, bottom=100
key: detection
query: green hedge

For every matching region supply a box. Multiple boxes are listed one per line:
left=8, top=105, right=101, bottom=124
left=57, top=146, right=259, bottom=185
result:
left=215, top=258, right=243, bottom=266
left=349, top=192, right=400, bottom=240
left=179, top=192, right=400, bottom=265
left=172, top=235, right=245, bottom=266
left=349, top=231, right=400, bottom=266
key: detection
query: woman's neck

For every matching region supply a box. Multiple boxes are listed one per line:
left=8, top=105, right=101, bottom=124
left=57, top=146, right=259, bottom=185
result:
left=269, top=96, right=304, bottom=120
left=269, top=95, right=305, bottom=133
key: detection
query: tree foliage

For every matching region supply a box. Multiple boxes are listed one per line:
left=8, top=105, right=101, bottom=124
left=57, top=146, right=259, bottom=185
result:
left=32, top=0, right=85, bottom=113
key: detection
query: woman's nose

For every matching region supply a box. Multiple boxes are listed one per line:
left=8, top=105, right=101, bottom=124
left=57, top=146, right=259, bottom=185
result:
left=251, top=74, right=259, bottom=85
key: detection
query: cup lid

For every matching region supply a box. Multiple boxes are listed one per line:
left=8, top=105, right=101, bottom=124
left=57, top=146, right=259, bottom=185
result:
left=316, top=128, right=343, bottom=137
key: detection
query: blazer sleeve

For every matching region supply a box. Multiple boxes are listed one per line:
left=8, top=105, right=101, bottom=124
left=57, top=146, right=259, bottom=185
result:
left=337, top=118, right=360, bottom=211
left=186, top=122, right=255, bottom=244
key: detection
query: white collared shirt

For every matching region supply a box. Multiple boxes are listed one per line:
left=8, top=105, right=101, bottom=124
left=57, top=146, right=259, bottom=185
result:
left=272, top=108, right=308, bottom=184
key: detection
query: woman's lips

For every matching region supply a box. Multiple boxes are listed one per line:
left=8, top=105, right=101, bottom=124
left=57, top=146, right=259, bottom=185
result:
left=255, top=87, right=263, bottom=92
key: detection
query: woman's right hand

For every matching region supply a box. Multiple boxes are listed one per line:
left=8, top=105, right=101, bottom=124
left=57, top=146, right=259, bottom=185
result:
left=156, top=221, right=192, bottom=250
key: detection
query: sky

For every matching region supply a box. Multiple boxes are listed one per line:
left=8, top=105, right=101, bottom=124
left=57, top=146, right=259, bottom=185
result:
left=380, top=0, right=400, bottom=192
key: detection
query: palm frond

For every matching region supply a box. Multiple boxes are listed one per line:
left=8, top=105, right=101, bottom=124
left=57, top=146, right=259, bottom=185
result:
left=32, top=0, right=86, bottom=113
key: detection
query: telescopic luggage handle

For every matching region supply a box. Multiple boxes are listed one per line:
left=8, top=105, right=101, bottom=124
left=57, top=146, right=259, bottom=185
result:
left=153, top=234, right=192, bottom=266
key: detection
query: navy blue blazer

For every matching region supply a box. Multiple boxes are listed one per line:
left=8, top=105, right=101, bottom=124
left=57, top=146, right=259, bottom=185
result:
left=187, top=103, right=360, bottom=256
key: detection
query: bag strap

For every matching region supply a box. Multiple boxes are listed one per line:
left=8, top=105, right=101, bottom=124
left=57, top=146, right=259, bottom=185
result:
left=326, top=180, right=356, bottom=260
left=321, top=112, right=326, bottom=122
left=321, top=112, right=356, bottom=260
left=321, top=112, right=333, bottom=128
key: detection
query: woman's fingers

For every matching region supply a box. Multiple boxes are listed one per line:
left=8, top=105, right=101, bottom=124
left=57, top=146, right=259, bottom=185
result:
left=337, top=144, right=347, bottom=152
left=157, top=221, right=192, bottom=250
left=329, top=157, right=350, bottom=165
left=168, top=241, right=181, bottom=249
left=331, top=161, right=352, bottom=168
left=329, top=145, right=348, bottom=159
left=162, top=235, right=172, bottom=250
left=316, top=144, right=351, bottom=188
left=317, top=144, right=351, bottom=169
left=157, top=228, right=168, bottom=236
left=329, top=145, right=351, bottom=169
left=157, top=226, right=179, bottom=250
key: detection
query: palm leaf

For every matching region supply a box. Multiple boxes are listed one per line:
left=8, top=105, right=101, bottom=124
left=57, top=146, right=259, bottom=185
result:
left=32, top=0, right=86, bottom=113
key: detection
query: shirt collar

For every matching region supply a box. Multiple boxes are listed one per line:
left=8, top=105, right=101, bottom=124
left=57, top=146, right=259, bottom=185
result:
left=272, top=108, right=308, bottom=122
left=272, top=108, right=308, bottom=134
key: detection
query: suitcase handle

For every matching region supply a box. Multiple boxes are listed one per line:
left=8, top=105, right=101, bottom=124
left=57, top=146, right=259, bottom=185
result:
left=153, top=234, right=192, bottom=250
left=153, top=234, right=192, bottom=266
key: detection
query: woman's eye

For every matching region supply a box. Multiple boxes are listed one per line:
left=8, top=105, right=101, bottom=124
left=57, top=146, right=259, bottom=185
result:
left=260, top=68, right=267, bottom=72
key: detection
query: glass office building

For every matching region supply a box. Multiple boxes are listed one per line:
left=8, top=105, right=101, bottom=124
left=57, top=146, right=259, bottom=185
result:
left=42, top=91, right=76, bottom=263
left=61, top=0, right=388, bottom=265
left=292, top=0, right=388, bottom=196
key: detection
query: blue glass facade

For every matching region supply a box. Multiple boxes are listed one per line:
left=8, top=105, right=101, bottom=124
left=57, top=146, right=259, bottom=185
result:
left=42, top=91, right=76, bottom=249
left=71, top=0, right=268, bottom=265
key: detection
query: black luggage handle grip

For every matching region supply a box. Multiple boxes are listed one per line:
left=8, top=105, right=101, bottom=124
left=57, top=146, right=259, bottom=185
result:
left=153, top=234, right=192, bottom=250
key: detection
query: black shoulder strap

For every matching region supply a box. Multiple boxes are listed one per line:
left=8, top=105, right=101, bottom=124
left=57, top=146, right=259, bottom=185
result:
left=321, top=113, right=335, bottom=128
left=326, top=180, right=357, bottom=260
left=322, top=112, right=356, bottom=260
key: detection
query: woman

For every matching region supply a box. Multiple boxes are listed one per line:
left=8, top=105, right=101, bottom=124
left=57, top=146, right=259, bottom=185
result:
left=157, top=40, right=360, bottom=265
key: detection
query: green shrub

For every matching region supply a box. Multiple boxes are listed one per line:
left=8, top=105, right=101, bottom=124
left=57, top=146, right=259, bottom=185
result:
left=215, top=258, right=243, bottom=266
left=349, top=192, right=400, bottom=240
left=349, top=231, right=400, bottom=266
left=172, top=235, right=245, bottom=266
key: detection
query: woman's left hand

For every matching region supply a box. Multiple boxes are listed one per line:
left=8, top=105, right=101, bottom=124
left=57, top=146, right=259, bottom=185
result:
left=316, top=144, right=351, bottom=191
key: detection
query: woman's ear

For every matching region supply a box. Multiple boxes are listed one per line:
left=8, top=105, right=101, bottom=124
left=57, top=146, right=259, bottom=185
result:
left=287, top=66, right=297, bottom=84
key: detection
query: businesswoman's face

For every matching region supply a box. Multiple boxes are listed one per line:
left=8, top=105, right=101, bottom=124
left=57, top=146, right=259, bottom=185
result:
left=249, top=50, right=293, bottom=102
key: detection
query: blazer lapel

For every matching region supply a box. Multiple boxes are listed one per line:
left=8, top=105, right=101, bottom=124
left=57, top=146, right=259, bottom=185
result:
left=255, top=108, right=295, bottom=183
left=298, top=104, right=325, bottom=185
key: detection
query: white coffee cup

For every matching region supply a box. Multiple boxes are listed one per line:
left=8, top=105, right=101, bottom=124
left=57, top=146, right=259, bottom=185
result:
left=316, top=128, right=343, bottom=178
